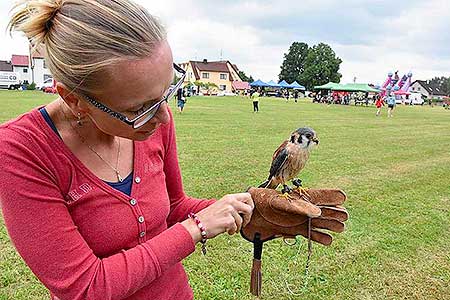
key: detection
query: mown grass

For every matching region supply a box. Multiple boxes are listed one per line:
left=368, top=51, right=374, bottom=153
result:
left=0, top=90, right=449, bottom=299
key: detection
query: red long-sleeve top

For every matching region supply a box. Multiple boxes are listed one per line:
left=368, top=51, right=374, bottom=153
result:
left=0, top=107, right=215, bottom=300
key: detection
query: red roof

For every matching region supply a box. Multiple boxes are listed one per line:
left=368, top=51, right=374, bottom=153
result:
left=232, top=81, right=250, bottom=90
left=11, top=55, right=29, bottom=66
left=193, top=60, right=229, bottom=73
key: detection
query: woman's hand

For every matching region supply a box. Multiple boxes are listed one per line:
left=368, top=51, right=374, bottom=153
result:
left=182, top=193, right=254, bottom=243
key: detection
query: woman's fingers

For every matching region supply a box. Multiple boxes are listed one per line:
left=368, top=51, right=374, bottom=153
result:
left=228, top=210, right=242, bottom=235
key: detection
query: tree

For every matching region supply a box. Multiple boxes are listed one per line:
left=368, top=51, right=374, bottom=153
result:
left=279, top=42, right=309, bottom=83
left=429, top=76, right=450, bottom=95
left=238, top=70, right=254, bottom=83
left=194, top=81, right=218, bottom=95
left=300, top=43, right=342, bottom=90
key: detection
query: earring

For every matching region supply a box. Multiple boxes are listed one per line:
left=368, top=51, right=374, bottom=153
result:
left=77, top=112, right=83, bottom=127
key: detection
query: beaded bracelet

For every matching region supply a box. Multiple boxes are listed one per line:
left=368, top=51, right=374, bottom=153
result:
left=188, top=212, right=208, bottom=255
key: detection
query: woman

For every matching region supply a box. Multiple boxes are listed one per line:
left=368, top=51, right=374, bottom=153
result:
left=0, top=1, right=253, bottom=299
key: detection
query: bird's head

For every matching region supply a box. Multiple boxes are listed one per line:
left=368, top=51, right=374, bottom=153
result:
left=290, top=127, right=319, bottom=150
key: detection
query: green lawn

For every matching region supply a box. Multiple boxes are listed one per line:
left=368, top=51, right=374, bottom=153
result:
left=1, top=90, right=449, bottom=300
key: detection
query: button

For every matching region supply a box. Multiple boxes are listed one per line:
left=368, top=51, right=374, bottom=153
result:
left=130, top=199, right=137, bottom=206
left=135, top=176, right=141, bottom=184
left=139, top=231, right=146, bottom=238
left=138, top=216, right=145, bottom=223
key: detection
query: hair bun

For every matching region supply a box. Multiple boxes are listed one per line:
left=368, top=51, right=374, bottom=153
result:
left=8, top=0, right=63, bottom=47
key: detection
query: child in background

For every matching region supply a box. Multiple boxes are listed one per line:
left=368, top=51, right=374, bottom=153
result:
left=375, top=94, right=384, bottom=116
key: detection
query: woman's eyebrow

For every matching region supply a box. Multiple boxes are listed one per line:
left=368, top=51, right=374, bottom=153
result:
left=124, top=78, right=173, bottom=111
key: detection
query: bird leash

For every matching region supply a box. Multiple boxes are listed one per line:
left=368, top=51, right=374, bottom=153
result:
left=247, top=189, right=313, bottom=297
left=283, top=190, right=313, bottom=296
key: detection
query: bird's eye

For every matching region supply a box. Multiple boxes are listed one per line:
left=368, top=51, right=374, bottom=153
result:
left=305, top=134, right=311, bottom=139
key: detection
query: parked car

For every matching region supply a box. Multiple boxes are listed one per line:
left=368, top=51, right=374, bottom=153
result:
left=404, top=92, right=425, bottom=105
left=38, top=78, right=54, bottom=91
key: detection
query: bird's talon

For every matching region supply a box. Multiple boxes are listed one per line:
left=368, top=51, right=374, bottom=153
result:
left=281, top=192, right=295, bottom=201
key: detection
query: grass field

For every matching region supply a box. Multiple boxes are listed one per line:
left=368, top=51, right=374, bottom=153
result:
left=0, top=90, right=449, bottom=300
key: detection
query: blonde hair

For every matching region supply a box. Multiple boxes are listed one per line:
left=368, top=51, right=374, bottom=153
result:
left=8, top=0, right=167, bottom=95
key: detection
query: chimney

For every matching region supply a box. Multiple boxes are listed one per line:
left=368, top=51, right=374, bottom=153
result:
left=202, top=59, right=208, bottom=64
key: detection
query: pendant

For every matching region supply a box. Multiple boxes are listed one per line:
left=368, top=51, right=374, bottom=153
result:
left=117, top=173, right=123, bottom=183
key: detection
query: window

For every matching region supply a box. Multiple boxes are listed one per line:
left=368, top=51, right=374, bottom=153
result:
left=220, top=73, right=227, bottom=80
left=202, top=73, right=209, bottom=79
left=220, top=85, right=226, bottom=91
left=44, top=74, right=53, bottom=81
left=418, top=87, right=421, bottom=91
left=23, top=68, right=28, bottom=73
left=43, top=59, right=47, bottom=69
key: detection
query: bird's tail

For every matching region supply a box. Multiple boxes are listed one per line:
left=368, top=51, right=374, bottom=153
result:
left=257, top=179, right=278, bottom=189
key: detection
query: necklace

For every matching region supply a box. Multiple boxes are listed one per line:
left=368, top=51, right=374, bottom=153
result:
left=60, top=100, right=123, bottom=182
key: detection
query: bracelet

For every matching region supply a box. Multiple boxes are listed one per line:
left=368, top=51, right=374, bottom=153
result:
left=188, top=212, right=208, bottom=255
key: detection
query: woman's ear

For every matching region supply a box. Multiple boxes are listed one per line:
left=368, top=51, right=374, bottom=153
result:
left=56, top=82, right=90, bottom=114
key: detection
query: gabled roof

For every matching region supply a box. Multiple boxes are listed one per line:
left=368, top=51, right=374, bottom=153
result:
left=412, top=80, right=447, bottom=96
left=0, top=60, right=13, bottom=72
left=11, top=55, right=29, bottom=66
left=192, top=60, right=229, bottom=73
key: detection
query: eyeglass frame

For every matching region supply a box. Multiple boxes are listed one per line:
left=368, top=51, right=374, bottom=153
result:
left=81, top=63, right=186, bottom=129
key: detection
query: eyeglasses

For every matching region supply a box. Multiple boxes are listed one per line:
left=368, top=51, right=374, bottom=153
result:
left=83, top=63, right=186, bottom=129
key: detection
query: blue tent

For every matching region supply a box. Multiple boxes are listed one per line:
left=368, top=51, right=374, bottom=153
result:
left=250, top=79, right=269, bottom=87
left=290, top=81, right=306, bottom=90
left=267, top=80, right=281, bottom=88
left=278, top=80, right=291, bottom=88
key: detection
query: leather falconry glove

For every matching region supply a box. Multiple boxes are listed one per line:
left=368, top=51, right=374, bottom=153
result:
left=240, top=187, right=349, bottom=296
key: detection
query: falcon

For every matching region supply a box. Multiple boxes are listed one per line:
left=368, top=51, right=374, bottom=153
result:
left=258, top=127, right=319, bottom=196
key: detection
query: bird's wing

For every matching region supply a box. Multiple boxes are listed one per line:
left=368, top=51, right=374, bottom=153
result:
left=272, top=140, right=289, bottom=161
left=268, top=147, right=289, bottom=180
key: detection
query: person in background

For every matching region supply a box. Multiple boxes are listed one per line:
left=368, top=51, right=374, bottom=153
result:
left=177, top=87, right=186, bottom=113
left=294, top=90, right=299, bottom=103
left=251, top=88, right=260, bottom=112
left=1, top=1, right=254, bottom=300
left=386, top=88, right=396, bottom=117
left=375, top=94, right=384, bottom=116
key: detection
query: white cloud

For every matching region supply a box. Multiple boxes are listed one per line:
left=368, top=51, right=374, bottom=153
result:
left=1, top=0, right=449, bottom=86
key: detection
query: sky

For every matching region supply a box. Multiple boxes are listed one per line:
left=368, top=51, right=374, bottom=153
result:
left=1, top=0, right=450, bottom=86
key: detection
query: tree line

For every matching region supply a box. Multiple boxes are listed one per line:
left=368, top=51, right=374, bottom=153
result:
left=239, top=42, right=342, bottom=91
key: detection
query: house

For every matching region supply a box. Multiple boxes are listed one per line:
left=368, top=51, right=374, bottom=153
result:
left=9, top=45, right=52, bottom=87
left=179, top=59, right=244, bottom=94
left=410, top=80, right=448, bottom=100
left=0, top=60, right=13, bottom=72
left=11, top=55, right=30, bottom=83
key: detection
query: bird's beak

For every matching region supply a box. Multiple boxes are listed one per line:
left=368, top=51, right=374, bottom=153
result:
left=312, top=137, right=319, bottom=145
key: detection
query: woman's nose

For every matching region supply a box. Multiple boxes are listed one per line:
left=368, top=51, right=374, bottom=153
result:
left=152, top=101, right=170, bottom=124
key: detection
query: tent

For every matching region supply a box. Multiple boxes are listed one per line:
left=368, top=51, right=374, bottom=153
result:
left=232, top=81, right=250, bottom=91
left=290, top=81, right=306, bottom=90
left=332, top=83, right=379, bottom=93
left=267, top=80, right=281, bottom=88
left=278, top=80, right=291, bottom=88
left=250, top=79, right=269, bottom=87
left=314, top=82, right=342, bottom=90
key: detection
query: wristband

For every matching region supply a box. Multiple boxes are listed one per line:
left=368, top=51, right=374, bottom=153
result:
left=188, top=212, right=208, bottom=255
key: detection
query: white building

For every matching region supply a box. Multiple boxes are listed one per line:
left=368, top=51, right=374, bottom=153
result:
left=10, top=46, right=52, bottom=87
left=410, top=80, right=447, bottom=100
